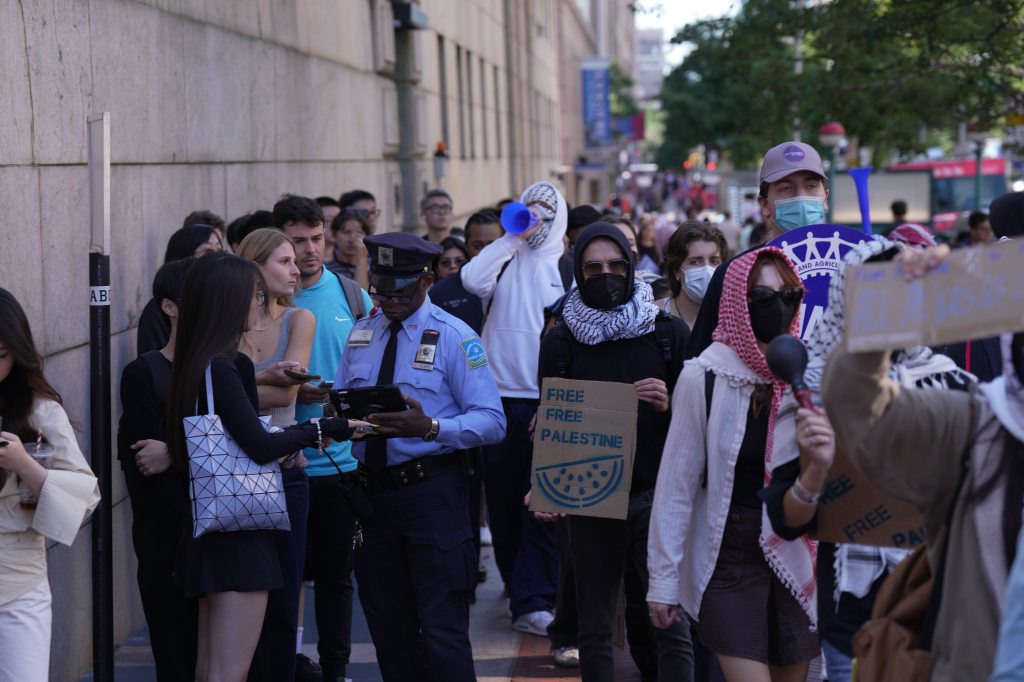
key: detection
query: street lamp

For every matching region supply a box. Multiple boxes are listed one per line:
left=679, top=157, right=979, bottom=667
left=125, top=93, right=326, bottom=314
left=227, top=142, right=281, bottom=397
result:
left=818, top=121, right=845, bottom=223
left=966, top=124, right=987, bottom=212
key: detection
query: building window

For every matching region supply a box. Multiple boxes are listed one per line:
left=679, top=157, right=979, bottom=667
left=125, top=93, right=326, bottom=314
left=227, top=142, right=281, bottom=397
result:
left=437, top=35, right=449, bottom=149
left=456, top=46, right=466, bottom=160
left=467, top=50, right=476, bottom=159
left=494, top=66, right=502, bottom=158
left=480, top=57, right=488, bottom=159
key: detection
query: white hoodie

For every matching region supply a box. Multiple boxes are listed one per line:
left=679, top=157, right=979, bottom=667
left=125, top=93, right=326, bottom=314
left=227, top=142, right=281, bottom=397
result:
left=460, top=182, right=568, bottom=398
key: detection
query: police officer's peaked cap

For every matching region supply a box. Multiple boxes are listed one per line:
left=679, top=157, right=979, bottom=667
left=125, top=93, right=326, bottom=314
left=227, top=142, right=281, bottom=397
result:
left=365, top=232, right=443, bottom=291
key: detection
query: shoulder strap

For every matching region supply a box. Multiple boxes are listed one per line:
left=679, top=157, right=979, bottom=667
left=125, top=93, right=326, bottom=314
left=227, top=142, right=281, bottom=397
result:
left=654, top=312, right=674, bottom=365
left=334, top=272, right=366, bottom=320
left=701, top=370, right=714, bottom=489
left=918, top=439, right=972, bottom=651
left=483, top=255, right=515, bottom=320
left=547, top=323, right=573, bottom=379
left=202, top=365, right=215, bottom=416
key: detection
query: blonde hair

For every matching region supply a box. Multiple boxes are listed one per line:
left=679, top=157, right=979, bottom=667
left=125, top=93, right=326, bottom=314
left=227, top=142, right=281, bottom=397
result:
left=236, top=228, right=298, bottom=308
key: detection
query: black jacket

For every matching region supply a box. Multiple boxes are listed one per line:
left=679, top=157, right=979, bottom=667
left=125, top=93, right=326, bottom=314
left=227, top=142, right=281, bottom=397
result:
left=537, top=315, right=688, bottom=493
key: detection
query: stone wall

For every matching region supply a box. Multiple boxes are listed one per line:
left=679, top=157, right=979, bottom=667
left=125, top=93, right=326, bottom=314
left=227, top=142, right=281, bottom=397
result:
left=1, top=0, right=565, bottom=678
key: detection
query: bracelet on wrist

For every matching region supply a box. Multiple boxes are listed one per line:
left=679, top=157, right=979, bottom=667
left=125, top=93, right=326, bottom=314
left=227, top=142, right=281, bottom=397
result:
left=790, top=477, right=821, bottom=505
left=311, top=418, right=323, bottom=455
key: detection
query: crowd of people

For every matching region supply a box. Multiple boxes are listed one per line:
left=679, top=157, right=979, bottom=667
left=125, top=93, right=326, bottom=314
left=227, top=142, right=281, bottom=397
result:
left=3, top=136, right=1024, bottom=682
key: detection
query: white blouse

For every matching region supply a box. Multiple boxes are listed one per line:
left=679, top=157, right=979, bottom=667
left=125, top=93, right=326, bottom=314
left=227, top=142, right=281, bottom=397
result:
left=0, top=399, right=100, bottom=605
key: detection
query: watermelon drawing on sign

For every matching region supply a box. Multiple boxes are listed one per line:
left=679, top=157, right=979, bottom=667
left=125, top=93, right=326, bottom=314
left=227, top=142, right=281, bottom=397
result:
left=535, top=454, right=625, bottom=509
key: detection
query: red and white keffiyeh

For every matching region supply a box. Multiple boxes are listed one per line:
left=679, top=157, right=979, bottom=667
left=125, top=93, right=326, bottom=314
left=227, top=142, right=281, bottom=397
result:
left=712, top=247, right=818, bottom=623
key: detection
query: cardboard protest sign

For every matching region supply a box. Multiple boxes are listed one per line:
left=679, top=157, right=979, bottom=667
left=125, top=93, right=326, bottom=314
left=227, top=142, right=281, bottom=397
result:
left=530, top=378, right=637, bottom=520
left=768, top=225, right=874, bottom=341
left=844, top=238, right=1024, bottom=352
left=815, top=450, right=926, bottom=549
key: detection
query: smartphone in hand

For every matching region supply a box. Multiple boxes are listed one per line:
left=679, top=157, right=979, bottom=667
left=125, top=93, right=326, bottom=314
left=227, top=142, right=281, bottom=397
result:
left=284, top=369, right=322, bottom=383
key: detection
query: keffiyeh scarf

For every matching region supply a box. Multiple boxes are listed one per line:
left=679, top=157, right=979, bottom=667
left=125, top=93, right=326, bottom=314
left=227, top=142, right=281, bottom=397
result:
left=711, top=248, right=818, bottom=623
left=521, top=181, right=559, bottom=250
left=562, top=281, right=659, bottom=345
left=805, top=237, right=899, bottom=392
left=979, top=333, right=1024, bottom=443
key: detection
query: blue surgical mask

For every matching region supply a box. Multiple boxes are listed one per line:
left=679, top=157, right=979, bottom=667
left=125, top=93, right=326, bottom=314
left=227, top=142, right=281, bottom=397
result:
left=772, top=196, right=826, bottom=231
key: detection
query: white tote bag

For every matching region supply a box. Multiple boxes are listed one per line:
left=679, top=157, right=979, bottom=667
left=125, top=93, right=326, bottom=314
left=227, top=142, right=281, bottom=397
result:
left=184, top=365, right=291, bottom=537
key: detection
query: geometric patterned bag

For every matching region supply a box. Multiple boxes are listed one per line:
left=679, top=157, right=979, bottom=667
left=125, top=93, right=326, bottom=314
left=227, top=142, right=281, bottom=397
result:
left=184, top=365, right=291, bottom=538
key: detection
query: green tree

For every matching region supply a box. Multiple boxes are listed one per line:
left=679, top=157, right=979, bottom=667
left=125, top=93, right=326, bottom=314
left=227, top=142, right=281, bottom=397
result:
left=658, top=0, right=1024, bottom=170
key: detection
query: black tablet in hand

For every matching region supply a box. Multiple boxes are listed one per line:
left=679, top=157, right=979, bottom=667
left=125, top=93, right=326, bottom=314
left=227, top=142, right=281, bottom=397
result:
left=329, top=384, right=407, bottom=421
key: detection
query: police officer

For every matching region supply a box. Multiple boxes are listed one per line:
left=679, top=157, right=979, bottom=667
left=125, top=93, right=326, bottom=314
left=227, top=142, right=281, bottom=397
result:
left=334, top=232, right=506, bottom=681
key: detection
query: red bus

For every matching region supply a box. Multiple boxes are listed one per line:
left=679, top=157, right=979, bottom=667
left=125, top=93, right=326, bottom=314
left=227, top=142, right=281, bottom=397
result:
left=889, top=158, right=1008, bottom=232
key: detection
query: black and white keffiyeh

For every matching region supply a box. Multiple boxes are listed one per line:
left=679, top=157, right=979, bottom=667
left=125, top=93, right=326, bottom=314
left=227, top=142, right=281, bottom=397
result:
left=562, top=281, right=659, bottom=345
left=804, top=237, right=901, bottom=392
left=521, top=181, right=559, bottom=250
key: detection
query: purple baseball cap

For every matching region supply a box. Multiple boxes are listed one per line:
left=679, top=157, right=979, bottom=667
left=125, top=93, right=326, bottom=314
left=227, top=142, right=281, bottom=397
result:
left=758, top=141, right=827, bottom=184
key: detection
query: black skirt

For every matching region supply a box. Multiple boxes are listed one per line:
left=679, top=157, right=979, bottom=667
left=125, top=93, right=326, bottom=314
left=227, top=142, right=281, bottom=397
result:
left=697, top=505, right=819, bottom=666
left=176, top=518, right=283, bottom=598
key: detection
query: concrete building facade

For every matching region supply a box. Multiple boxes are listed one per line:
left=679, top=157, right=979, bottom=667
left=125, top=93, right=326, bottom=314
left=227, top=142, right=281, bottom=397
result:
left=0, top=1, right=628, bottom=677
left=556, top=0, right=635, bottom=207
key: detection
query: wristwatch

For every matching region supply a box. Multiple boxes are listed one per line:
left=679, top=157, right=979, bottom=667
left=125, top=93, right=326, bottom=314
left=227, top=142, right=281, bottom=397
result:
left=423, top=417, right=440, bottom=442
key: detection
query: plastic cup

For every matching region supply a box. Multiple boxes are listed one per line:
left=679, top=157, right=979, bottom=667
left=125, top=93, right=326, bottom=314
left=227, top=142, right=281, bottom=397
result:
left=19, top=442, right=55, bottom=510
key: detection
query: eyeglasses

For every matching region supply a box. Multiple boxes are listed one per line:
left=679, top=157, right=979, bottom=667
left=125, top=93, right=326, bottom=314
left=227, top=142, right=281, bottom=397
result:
left=343, top=207, right=382, bottom=219
left=439, top=258, right=466, bottom=269
left=424, top=204, right=453, bottom=215
left=582, top=259, right=629, bottom=278
left=748, top=286, right=804, bottom=306
left=369, top=283, right=419, bottom=304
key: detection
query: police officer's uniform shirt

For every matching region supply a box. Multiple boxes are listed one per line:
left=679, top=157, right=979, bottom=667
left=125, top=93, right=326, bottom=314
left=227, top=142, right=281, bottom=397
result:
left=334, top=295, right=506, bottom=466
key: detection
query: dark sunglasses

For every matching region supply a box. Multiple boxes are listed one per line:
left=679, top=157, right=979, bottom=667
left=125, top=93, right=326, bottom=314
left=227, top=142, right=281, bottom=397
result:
left=748, top=285, right=804, bottom=306
left=582, top=258, right=629, bottom=278
left=369, top=282, right=419, bottom=303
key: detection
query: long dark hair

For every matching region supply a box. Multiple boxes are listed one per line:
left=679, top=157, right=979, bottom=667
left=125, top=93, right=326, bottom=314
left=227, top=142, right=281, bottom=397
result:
left=0, top=289, right=62, bottom=487
left=166, top=254, right=258, bottom=469
left=164, top=224, right=219, bottom=263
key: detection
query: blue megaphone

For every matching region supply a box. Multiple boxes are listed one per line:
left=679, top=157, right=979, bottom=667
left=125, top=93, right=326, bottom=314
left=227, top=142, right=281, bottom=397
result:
left=848, top=166, right=873, bottom=235
left=500, top=201, right=541, bottom=235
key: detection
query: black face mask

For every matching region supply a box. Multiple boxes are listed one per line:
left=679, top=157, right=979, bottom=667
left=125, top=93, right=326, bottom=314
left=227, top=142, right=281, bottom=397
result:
left=748, top=287, right=801, bottom=344
left=583, top=274, right=629, bottom=310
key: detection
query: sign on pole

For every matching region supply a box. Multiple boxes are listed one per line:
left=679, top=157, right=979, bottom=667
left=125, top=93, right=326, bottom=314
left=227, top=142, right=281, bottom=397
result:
left=581, top=57, right=612, bottom=149
left=768, top=224, right=874, bottom=340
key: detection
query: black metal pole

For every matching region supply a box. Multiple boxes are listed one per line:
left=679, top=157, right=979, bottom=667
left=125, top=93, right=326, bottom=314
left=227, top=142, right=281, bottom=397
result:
left=89, top=252, right=114, bottom=680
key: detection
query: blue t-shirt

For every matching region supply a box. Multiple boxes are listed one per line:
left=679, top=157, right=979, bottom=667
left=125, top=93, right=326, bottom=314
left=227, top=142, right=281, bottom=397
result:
left=293, top=267, right=373, bottom=476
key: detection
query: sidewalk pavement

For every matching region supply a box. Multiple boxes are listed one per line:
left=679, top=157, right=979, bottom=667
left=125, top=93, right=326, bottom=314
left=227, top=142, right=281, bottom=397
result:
left=80, top=546, right=642, bottom=681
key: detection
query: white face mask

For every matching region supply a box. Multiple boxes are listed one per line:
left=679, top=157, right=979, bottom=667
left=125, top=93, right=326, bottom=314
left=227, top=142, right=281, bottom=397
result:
left=682, top=265, right=716, bottom=303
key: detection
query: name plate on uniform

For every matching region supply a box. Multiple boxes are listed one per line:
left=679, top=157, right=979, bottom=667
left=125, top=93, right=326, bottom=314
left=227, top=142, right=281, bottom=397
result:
left=530, top=378, right=637, bottom=520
